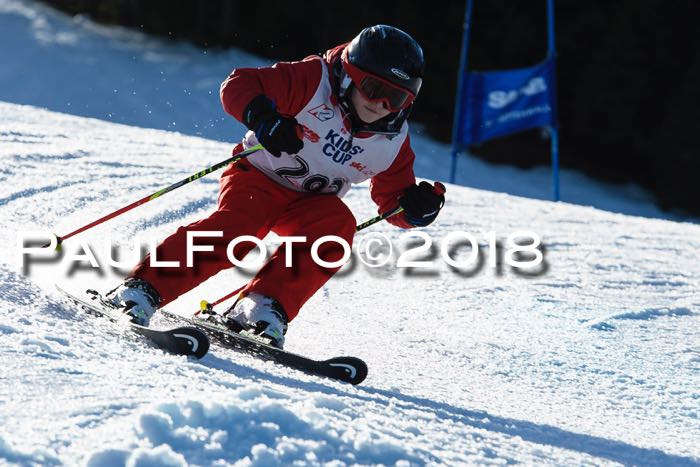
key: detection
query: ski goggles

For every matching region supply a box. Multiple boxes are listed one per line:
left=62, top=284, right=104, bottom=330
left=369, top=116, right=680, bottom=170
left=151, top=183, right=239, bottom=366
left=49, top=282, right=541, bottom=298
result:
left=343, top=59, right=417, bottom=112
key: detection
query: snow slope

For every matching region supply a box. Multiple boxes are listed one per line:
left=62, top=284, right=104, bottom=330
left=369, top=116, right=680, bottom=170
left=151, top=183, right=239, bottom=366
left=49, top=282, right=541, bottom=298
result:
left=2, top=102, right=699, bottom=466
left=0, top=0, right=695, bottom=222
left=1, top=0, right=700, bottom=465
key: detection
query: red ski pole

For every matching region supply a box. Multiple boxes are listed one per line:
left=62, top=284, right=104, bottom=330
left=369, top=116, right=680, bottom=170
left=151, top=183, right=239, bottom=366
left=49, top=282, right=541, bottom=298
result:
left=44, top=144, right=263, bottom=248
left=197, top=182, right=446, bottom=314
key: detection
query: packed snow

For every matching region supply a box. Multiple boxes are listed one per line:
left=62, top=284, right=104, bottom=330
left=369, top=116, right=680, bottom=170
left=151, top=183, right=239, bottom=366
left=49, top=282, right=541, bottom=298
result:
left=1, top=1, right=699, bottom=465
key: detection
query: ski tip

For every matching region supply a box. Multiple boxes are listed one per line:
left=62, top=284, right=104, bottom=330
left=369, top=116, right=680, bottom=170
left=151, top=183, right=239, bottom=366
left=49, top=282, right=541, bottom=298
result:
left=169, top=327, right=210, bottom=359
left=324, top=356, right=368, bottom=385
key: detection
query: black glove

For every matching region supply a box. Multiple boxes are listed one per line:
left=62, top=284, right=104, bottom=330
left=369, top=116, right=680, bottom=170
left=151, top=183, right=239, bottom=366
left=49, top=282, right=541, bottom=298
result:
left=243, top=95, right=303, bottom=157
left=399, top=181, right=446, bottom=227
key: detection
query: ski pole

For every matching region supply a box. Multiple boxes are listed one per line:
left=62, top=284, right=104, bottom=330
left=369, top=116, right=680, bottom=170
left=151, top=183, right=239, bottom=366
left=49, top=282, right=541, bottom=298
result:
left=194, top=203, right=401, bottom=316
left=197, top=181, right=446, bottom=314
left=356, top=181, right=445, bottom=231
left=196, top=206, right=408, bottom=315
left=355, top=206, right=403, bottom=232
left=44, top=144, right=264, bottom=248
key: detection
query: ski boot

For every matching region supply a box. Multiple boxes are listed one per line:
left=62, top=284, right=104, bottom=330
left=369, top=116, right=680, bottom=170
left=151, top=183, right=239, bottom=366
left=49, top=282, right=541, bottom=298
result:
left=106, top=278, right=161, bottom=326
left=223, top=292, right=288, bottom=348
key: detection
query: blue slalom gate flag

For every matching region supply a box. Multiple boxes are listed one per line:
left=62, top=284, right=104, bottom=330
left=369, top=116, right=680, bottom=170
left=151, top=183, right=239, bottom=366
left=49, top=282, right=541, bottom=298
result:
left=456, top=57, right=556, bottom=145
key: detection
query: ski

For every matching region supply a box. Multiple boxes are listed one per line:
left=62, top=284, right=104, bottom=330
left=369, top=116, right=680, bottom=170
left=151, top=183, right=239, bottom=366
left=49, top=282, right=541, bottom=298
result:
left=55, top=284, right=210, bottom=359
left=160, top=309, right=368, bottom=385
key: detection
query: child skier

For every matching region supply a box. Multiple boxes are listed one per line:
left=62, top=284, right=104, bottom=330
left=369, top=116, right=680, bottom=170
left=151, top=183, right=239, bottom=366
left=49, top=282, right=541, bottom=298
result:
left=107, top=24, right=446, bottom=348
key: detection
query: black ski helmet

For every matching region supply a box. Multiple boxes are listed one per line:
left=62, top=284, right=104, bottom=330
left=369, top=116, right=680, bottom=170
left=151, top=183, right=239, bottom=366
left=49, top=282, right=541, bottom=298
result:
left=337, top=25, right=424, bottom=135
left=344, top=24, right=424, bottom=97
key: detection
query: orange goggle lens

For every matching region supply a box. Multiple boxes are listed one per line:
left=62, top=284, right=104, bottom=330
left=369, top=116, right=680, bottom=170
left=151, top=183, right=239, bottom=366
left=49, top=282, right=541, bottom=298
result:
left=357, top=74, right=414, bottom=111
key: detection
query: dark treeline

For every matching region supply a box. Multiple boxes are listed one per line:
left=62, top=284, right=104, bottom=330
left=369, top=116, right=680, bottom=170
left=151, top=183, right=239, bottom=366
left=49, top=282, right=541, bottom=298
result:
left=40, top=0, right=700, bottom=216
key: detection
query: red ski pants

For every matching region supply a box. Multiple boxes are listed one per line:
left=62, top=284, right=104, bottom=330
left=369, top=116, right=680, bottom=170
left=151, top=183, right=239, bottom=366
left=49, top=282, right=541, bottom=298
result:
left=129, top=159, right=356, bottom=321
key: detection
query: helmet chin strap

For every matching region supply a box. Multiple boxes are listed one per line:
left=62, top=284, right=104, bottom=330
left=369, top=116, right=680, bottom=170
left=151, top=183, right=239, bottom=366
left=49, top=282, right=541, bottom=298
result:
left=337, top=71, right=369, bottom=130
left=338, top=71, right=353, bottom=101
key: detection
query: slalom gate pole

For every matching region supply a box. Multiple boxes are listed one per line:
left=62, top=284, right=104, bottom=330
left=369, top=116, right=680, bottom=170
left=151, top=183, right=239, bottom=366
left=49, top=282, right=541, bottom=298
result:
left=198, top=182, right=446, bottom=314
left=44, top=144, right=264, bottom=248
